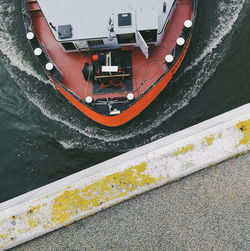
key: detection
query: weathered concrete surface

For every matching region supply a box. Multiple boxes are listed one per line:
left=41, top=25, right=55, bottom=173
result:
left=2, top=104, right=250, bottom=250
left=13, top=152, right=250, bottom=251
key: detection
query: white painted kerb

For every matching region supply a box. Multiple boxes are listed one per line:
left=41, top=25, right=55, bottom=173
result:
left=0, top=104, right=250, bottom=250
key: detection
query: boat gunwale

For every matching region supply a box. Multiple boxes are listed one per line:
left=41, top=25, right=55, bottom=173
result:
left=21, top=0, right=198, bottom=127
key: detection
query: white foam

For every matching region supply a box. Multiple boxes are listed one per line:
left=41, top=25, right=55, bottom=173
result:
left=54, top=0, right=247, bottom=148
left=0, top=3, right=46, bottom=82
left=0, top=0, right=247, bottom=149
left=128, top=0, right=247, bottom=136
left=185, top=0, right=246, bottom=72
left=1, top=103, right=250, bottom=250
left=58, top=140, right=79, bottom=150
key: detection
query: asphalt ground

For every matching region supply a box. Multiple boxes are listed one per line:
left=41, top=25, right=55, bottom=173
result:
left=13, top=152, right=250, bottom=251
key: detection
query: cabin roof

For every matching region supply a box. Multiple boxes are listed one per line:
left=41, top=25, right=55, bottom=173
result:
left=37, top=0, right=174, bottom=42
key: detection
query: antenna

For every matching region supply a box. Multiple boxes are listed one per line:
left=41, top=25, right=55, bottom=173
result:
left=49, top=22, right=61, bottom=36
left=49, top=22, right=56, bottom=31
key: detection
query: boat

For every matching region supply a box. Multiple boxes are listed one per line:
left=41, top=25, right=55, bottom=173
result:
left=21, top=0, right=198, bottom=127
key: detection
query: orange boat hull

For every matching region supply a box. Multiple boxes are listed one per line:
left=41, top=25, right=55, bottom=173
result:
left=22, top=0, right=197, bottom=127
left=48, top=36, right=191, bottom=127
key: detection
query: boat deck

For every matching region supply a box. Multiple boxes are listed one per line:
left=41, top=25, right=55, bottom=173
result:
left=36, top=0, right=174, bottom=42
left=30, top=0, right=193, bottom=101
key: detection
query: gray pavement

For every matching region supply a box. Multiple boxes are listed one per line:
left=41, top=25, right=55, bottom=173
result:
left=14, top=152, right=250, bottom=251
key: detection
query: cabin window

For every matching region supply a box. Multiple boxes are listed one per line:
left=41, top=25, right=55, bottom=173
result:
left=139, top=30, right=157, bottom=43
left=61, top=42, right=77, bottom=51
left=117, top=33, right=136, bottom=44
left=88, top=40, right=104, bottom=47
left=118, top=13, right=132, bottom=26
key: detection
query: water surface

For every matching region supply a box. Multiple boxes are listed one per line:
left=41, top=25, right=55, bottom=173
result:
left=0, top=0, right=250, bottom=202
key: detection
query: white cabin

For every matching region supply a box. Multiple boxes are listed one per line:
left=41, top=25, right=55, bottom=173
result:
left=37, top=0, right=176, bottom=57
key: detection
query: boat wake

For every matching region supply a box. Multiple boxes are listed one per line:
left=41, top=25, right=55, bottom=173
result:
left=0, top=3, right=46, bottom=83
left=185, top=0, right=247, bottom=73
left=0, top=0, right=247, bottom=151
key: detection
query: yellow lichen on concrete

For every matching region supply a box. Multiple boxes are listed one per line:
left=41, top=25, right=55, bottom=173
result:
left=28, top=218, right=39, bottom=228
left=51, top=162, right=160, bottom=225
left=172, top=144, right=194, bottom=156
left=0, top=234, right=10, bottom=249
left=202, top=134, right=215, bottom=146
left=236, top=119, right=250, bottom=146
left=0, top=234, right=9, bottom=240
left=27, top=205, right=41, bottom=214
left=5, top=205, right=42, bottom=233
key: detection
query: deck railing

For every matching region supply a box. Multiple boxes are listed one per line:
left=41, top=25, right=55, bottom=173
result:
left=21, top=0, right=199, bottom=112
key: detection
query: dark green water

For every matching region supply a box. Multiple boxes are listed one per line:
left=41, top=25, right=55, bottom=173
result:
left=0, top=0, right=249, bottom=203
